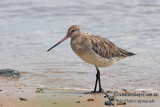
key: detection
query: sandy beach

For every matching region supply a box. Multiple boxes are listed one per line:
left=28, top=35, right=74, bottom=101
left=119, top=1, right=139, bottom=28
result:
left=0, top=78, right=160, bottom=107
left=0, top=0, right=160, bottom=107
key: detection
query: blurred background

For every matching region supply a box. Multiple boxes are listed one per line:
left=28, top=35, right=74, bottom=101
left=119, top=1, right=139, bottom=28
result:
left=0, top=0, right=160, bottom=92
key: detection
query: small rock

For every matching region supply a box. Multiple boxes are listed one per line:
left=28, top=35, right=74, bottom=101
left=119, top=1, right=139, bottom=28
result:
left=53, top=103, right=58, bottom=104
left=87, top=98, right=94, bottom=101
left=105, top=101, right=112, bottom=106
left=106, top=91, right=112, bottom=93
left=117, top=102, right=126, bottom=105
left=35, top=90, right=40, bottom=93
left=122, top=89, right=130, bottom=93
left=122, top=89, right=127, bottom=92
left=76, top=101, right=80, bottom=103
left=35, top=88, right=44, bottom=93
left=0, top=69, right=21, bottom=78
left=19, top=97, right=27, bottom=101
left=0, top=90, right=2, bottom=92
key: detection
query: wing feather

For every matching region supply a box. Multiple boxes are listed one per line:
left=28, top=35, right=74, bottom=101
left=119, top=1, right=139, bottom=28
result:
left=85, top=35, right=135, bottom=59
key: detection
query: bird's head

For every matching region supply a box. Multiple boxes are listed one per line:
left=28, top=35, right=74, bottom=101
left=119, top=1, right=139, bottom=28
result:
left=47, top=25, right=82, bottom=52
left=67, top=25, right=82, bottom=39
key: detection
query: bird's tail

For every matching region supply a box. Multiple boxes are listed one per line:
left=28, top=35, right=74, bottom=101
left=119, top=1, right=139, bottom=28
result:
left=118, top=48, right=135, bottom=57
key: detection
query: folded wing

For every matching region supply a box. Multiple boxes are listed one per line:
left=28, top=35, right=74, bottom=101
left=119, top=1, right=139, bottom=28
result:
left=88, top=35, right=135, bottom=59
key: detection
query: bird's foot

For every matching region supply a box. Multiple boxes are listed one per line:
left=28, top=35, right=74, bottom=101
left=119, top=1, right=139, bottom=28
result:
left=99, top=88, right=104, bottom=92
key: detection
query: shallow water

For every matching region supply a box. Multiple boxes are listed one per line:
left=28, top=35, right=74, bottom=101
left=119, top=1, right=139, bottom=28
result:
left=0, top=0, right=160, bottom=92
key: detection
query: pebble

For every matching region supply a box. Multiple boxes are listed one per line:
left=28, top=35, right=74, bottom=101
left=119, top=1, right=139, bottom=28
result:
left=76, top=101, right=80, bottom=103
left=122, top=89, right=130, bottom=93
left=35, top=88, right=44, bottom=93
left=106, top=91, right=112, bottom=93
left=117, top=102, right=126, bottom=105
left=87, top=98, right=94, bottom=101
left=122, top=89, right=127, bottom=91
left=35, top=90, right=40, bottom=93
left=0, top=69, right=21, bottom=78
left=19, top=97, right=27, bottom=101
left=105, top=101, right=112, bottom=106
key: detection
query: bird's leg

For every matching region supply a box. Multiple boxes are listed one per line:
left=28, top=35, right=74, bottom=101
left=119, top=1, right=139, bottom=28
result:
left=93, top=71, right=99, bottom=92
left=95, top=67, right=104, bottom=92
left=84, top=66, right=104, bottom=94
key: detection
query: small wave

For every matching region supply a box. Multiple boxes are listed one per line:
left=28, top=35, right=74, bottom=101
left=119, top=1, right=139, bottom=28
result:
left=44, top=87, right=90, bottom=91
left=135, top=88, right=158, bottom=93
left=16, top=83, right=45, bottom=88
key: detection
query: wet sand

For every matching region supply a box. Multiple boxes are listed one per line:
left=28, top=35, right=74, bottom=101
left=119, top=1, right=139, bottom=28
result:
left=0, top=81, right=160, bottom=107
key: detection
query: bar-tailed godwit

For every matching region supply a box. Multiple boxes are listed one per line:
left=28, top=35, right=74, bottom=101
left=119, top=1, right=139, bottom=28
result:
left=47, top=25, right=135, bottom=93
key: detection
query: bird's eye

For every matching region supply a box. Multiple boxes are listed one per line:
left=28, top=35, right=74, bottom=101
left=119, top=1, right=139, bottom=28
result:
left=70, top=29, right=79, bottom=35
left=71, top=29, right=76, bottom=33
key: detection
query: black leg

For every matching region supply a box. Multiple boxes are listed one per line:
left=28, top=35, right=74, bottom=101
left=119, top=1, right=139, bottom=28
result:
left=98, top=71, right=102, bottom=91
left=84, top=66, right=104, bottom=94
left=93, top=72, right=99, bottom=92
left=95, top=66, right=104, bottom=92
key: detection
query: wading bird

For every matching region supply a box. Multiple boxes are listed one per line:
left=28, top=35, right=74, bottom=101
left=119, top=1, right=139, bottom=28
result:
left=47, top=25, right=135, bottom=93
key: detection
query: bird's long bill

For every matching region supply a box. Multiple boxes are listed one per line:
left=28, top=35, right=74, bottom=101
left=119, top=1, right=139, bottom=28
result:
left=47, top=35, right=69, bottom=52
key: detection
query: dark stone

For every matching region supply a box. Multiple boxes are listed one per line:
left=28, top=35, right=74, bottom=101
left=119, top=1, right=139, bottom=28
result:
left=0, top=69, right=21, bottom=78
left=19, top=97, right=27, bottom=101
left=122, top=89, right=127, bottom=91
left=105, top=101, right=112, bottom=106
left=76, top=101, right=80, bottom=103
left=106, top=91, right=112, bottom=93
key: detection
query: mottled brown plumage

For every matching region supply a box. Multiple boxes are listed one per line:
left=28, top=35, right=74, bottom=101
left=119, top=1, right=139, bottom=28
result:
left=47, top=25, right=135, bottom=93
left=68, top=25, right=135, bottom=67
left=88, top=35, right=135, bottom=59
